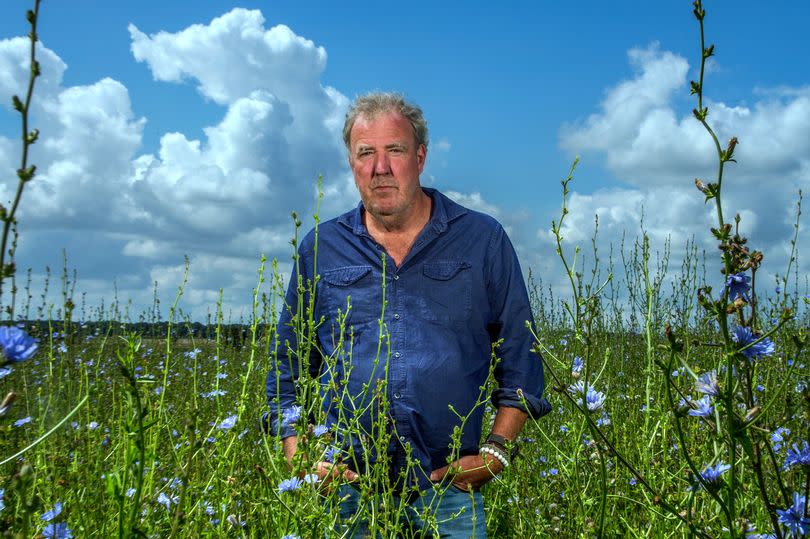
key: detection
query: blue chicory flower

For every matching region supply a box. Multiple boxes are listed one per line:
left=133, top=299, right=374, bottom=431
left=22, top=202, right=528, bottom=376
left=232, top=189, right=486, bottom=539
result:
left=725, top=272, right=751, bottom=300
left=567, top=381, right=605, bottom=412
left=0, top=326, right=39, bottom=363
left=281, top=405, right=302, bottom=428
left=323, top=446, right=339, bottom=463
left=688, top=396, right=714, bottom=418
left=42, top=522, right=73, bottom=538
left=40, top=502, right=63, bottom=522
left=776, top=492, right=809, bottom=537
left=278, top=477, right=303, bottom=493
left=771, top=427, right=791, bottom=452
left=695, top=370, right=720, bottom=396
left=312, top=424, right=328, bottom=437
left=13, top=416, right=32, bottom=427
left=218, top=414, right=238, bottom=431
left=783, top=441, right=810, bottom=471
left=571, top=356, right=584, bottom=377
left=695, top=462, right=730, bottom=490
left=157, top=492, right=178, bottom=510
left=731, top=326, right=775, bottom=359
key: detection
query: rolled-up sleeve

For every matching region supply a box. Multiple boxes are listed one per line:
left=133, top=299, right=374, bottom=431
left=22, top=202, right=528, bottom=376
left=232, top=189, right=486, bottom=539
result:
left=485, top=225, right=551, bottom=419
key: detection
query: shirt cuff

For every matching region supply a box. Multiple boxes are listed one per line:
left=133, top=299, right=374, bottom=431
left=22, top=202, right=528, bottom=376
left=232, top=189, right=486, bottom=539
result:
left=491, top=388, right=552, bottom=419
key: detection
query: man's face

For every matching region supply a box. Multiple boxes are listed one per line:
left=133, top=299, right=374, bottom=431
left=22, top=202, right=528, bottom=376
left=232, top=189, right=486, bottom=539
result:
left=348, top=111, right=426, bottom=222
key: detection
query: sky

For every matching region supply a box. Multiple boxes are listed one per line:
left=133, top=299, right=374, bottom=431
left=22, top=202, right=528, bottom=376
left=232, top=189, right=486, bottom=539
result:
left=0, top=1, right=808, bottom=323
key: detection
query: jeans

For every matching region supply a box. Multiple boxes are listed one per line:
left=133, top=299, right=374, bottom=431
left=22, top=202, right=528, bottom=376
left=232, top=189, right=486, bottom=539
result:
left=332, top=484, right=487, bottom=538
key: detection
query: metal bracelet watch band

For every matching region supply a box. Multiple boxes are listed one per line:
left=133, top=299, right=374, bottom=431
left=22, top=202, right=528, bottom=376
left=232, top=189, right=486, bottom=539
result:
left=485, top=433, right=519, bottom=461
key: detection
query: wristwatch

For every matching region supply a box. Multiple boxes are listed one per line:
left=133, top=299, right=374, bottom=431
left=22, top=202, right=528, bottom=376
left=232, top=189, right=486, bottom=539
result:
left=485, top=433, right=519, bottom=461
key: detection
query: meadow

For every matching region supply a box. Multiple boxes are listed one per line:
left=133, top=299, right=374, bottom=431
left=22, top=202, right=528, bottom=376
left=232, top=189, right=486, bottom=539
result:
left=0, top=1, right=808, bottom=537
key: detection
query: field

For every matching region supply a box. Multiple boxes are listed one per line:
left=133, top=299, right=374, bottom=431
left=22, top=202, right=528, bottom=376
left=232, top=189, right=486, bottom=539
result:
left=1, top=1, right=809, bottom=538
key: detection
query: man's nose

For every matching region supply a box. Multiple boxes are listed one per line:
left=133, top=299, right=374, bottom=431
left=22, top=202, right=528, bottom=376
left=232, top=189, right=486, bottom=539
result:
left=373, top=152, right=392, bottom=175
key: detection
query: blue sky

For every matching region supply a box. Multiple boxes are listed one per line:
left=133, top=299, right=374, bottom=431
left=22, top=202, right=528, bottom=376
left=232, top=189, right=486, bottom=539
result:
left=1, top=1, right=808, bottom=320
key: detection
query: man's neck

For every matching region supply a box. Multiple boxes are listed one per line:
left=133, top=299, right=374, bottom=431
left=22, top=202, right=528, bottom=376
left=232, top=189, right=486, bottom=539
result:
left=363, top=190, right=433, bottom=266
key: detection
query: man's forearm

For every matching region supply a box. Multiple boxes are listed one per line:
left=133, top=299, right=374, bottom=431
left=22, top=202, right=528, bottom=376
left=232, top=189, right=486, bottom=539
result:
left=282, top=435, right=298, bottom=466
left=490, top=406, right=528, bottom=443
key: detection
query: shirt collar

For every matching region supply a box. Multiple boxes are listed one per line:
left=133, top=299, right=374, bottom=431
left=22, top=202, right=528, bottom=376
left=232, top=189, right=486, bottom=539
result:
left=337, top=187, right=468, bottom=236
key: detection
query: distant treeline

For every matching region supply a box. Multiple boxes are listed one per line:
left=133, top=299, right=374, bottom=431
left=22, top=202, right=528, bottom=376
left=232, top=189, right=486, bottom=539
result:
left=18, top=319, right=259, bottom=347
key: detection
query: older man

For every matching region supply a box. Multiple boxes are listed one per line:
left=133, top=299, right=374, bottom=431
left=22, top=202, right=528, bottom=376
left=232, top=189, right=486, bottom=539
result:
left=267, top=92, right=549, bottom=538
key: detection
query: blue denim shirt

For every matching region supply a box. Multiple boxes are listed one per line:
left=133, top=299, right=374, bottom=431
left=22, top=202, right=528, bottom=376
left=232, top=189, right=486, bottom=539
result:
left=266, top=188, right=550, bottom=490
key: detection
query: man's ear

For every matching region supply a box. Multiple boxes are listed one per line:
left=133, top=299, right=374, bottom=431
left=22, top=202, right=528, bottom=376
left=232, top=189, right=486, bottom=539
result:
left=417, top=144, right=427, bottom=172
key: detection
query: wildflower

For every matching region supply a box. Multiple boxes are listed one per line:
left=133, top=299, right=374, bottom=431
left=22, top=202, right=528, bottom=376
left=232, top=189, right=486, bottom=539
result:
left=323, top=446, right=340, bottom=463
left=282, top=535, right=302, bottom=539
left=688, top=396, right=714, bottom=418
left=184, top=348, right=201, bottom=359
left=548, top=468, right=559, bottom=476
left=560, top=338, right=567, bottom=346
left=87, top=421, right=99, bottom=430
left=125, top=488, right=136, bottom=498
left=571, top=356, right=584, bottom=378
left=227, top=514, right=245, bottom=527
left=783, top=441, right=810, bottom=471
left=771, top=427, right=790, bottom=452
left=281, top=405, right=302, bottom=427
left=731, top=326, right=775, bottom=359
left=42, top=522, right=73, bottom=538
left=277, top=477, right=303, bottom=493
left=303, top=473, right=320, bottom=485
left=215, top=372, right=227, bottom=379
left=568, top=381, right=606, bottom=412
left=218, top=414, right=238, bottom=431
left=596, top=412, right=611, bottom=427
left=57, top=343, right=67, bottom=354
left=0, top=367, right=11, bottom=379
left=695, top=462, right=730, bottom=491
left=201, top=389, right=227, bottom=398
left=695, top=370, right=720, bottom=396
left=0, top=326, right=39, bottom=363
left=13, top=416, right=32, bottom=427
left=560, top=425, right=569, bottom=434
left=157, top=492, right=178, bottom=510
left=312, top=424, right=328, bottom=437
left=776, top=493, right=809, bottom=537
left=629, top=478, right=637, bottom=486
left=725, top=272, right=750, bottom=300
left=40, top=502, right=63, bottom=521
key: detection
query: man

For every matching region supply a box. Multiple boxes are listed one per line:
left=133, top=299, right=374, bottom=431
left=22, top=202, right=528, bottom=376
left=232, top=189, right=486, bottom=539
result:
left=266, top=93, right=549, bottom=538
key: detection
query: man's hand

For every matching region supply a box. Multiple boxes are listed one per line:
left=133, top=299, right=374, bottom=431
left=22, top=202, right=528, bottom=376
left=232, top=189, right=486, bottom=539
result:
left=282, top=435, right=358, bottom=490
left=429, top=453, right=503, bottom=492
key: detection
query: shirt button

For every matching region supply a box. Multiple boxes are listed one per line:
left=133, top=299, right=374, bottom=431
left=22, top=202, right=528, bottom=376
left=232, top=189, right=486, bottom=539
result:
left=394, top=392, right=401, bottom=399
left=393, top=313, right=400, bottom=320
left=393, top=275, right=399, bottom=281
left=394, top=352, right=402, bottom=358
left=399, top=435, right=406, bottom=442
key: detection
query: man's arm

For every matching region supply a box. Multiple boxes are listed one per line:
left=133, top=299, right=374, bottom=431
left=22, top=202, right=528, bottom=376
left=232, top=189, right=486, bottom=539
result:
left=429, top=406, right=527, bottom=491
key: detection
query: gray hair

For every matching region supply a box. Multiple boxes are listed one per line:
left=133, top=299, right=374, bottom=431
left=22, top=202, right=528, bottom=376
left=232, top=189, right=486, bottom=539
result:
left=342, top=92, right=429, bottom=151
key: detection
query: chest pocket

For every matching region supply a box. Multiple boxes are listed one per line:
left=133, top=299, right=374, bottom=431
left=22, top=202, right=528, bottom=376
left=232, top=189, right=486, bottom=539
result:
left=320, top=265, right=381, bottom=331
left=420, top=260, right=472, bottom=322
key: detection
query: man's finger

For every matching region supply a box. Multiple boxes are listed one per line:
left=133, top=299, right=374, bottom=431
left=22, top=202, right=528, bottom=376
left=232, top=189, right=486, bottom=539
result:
left=429, top=465, right=449, bottom=481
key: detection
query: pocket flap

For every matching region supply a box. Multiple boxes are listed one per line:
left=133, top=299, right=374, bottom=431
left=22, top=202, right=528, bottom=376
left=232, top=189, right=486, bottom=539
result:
left=423, top=261, right=471, bottom=281
left=322, top=265, right=372, bottom=286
